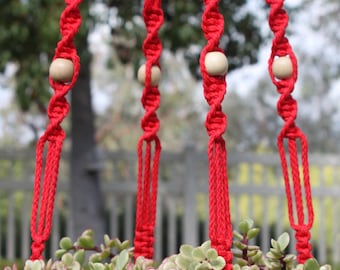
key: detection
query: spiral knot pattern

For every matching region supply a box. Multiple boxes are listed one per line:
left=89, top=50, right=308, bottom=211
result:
left=134, top=0, right=163, bottom=260
left=295, top=226, right=313, bottom=263
left=134, top=225, right=155, bottom=259
left=200, top=1, right=232, bottom=268
left=266, top=0, right=314, bottom=264
left=30, top=0, right=82, bottom=260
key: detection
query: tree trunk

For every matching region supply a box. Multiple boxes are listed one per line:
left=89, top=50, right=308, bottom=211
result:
left=70, top=47, right=105, bottom=244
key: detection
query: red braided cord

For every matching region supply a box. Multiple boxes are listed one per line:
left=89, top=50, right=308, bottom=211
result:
left=200, top=1, right=232, bottom=269
left=30, top=0, right=82, bottom=260
left=134, top=0, right=163, bottom=260
left=266, top=0, right=314, bottom=263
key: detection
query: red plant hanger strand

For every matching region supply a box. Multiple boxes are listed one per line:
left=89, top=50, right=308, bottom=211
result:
left=30, top=0, right=82, bottom=260
left=266, top=0, right=314, bottom=263
left=200, top=0, right=232, bottom=269
left=134, top=0, right=163, bottom=260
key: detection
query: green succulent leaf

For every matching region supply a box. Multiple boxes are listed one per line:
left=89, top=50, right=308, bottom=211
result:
left=121, top=240, right=130, bottom=250
left=89, top=262, right=105, bottom=270
left=73, top=249, right=86, bottom=265
left=283, top=254, right=296, bottom=263
left=210, top=257, right=226, bottom=269
left=195, top=261, right=210, bottom=270
left=277, top=232, right=290, bottom=251
left=233, top=241, right=248, bottom=250
left=89, top=253, right=102, bottom=263
left=252, top=251, right=263, bottom=263
left=303, top=258, right=320, bottom=270
left=270, top=239, right=279, bottom=251
left=116, top=249, right=129, bottom=270
left=247, top=228, right=260, bottom=240
left=201, top=240, right=211, bottom=251
left=62, top=253, right=74, bottom=266
left=233, top=231, right=244, bottom=241
left=60, top=237, right=74, bottom=250
left=266, top=251, right=280, bottom=260
left=55, top=248, right=67, bottom=259
left=192, top=247, right=206, bottom=260
left=176, top=254, right=192, bottom=269
left=233, top=264, right=241, bottom=270
left=238, top=220, right=251, bottom=235
left=180, top=244, right=194, bottom=257
left=269, top=248, right=282, bottom=258
left=206, top=248, right=218, bottom=260
left=247, top=245, right=260, bottom=251
left=78, top=236, right=95, bottom=249
left=236, top=258, right=248, bottom=267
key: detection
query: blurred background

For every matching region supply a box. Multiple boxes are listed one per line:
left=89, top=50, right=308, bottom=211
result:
left=0, top=0, right=339, bottom=268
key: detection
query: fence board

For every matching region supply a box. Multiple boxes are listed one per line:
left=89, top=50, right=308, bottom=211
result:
left=0, top=149, right=339, bottom=265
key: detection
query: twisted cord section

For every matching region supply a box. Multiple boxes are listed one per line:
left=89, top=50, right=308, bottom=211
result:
left=200, top=1, right=232, bottom=269
left=134, top=0, right=163, bottom=260
left=30, top=0, right=82, bottom=260
left=266, top=0, right=314, bottom=263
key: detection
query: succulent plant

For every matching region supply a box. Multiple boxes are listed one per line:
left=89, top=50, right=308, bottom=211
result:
left=3, top=219, right=333, bottom=270
left=174, top=240, right=226, bottom=270
left=232, top=218, right=264, bottom=269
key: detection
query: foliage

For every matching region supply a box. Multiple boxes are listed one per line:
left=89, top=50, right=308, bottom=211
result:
left=103, top=0, right=262, bottom=77
left=3, top=219, right=331, bottom=270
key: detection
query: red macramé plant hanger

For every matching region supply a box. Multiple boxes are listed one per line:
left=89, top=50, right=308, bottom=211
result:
left=29, top=0, right=315, bottom=266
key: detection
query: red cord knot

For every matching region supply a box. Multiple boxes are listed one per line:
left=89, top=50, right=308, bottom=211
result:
left=295, top=226, right=313, bottom=264
left=211, top=237, right=233, bottom=268
left=30, top=239, right=45, bottom=260
left=134, top=226, right=155, bottom=259
left=206, top=110, right=227, bottom=139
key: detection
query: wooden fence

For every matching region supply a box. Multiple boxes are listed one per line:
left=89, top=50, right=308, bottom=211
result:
left=0, top=147, right=340, bottom=265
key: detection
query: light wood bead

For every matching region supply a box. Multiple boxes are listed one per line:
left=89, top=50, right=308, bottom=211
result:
left=137, top=64, right=161, bottom=86
left=49, top=58, right=74, bottom=83
left=272, top=56, right=293, bottom=80
left=204, top=51, right=228, bottom=76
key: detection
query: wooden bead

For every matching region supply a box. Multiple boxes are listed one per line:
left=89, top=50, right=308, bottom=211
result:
left=137, top=64, right=161, bottom=86
left=272, top=56, right=293, bottom=79
left=204, top=51, right=228, bottom=76
left=49, top=58, right=74, bottom=83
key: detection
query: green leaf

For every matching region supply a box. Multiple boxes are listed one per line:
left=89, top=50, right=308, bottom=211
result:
left=121, top=240, right=130, bottom=250
left=247, top=228, right=260, bottom=240
left=233, top=230, right=244, bottom=241
left=206, top=248, right=218, bottom=260
left=252, top=251, right=263, bottom=263
left=235, top=258, right=248, bottom=267
left=283, top=254, right=296, bottom=263
left=303, top=258, right=320, bottom=270
left=192, top=247, right=206, bottom=260
left=277, top=232, right=290, bottom=251
left=78, top=236, right=95, bottom=249
left=210, top=257, right=226, bottom=269
left=176, top=254, right=192, bottom=269
left=180, top=244, right=194, bottom=257
left=62, top=253, right=74, bottom=267
left=247, top=245, right=260, bottom=251
left=55, top=249, right=67, bottom=259
left=201, top=240, right=211, bottom=251
left=233, top=264, right=241, bottom=270
left=238, top=220, right=251, bottom=235
left=74, top=249, right=86, bottom=265
left=116, top=249, right=129, bottom=270
left=104, top=235, right=111, bottom=247
left=233, top=240, right=247, bottom=250
left=60, top=237, right=73, bottom=250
